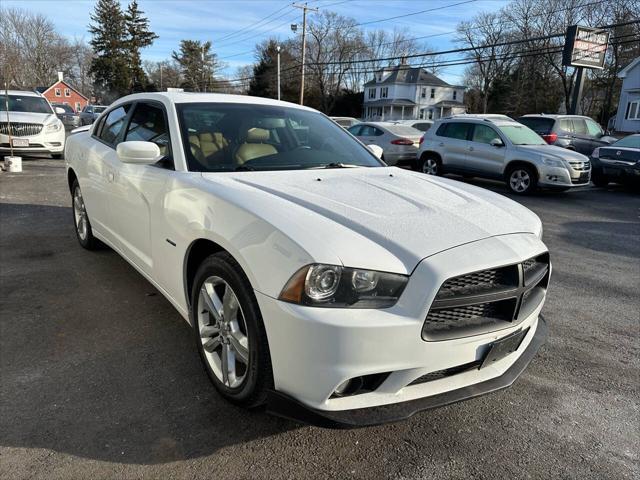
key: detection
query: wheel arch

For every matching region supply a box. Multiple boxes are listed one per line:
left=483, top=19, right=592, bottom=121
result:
left=419, top=150, right=442, bottom=162
left=67, top=168, right=78, bottom=193
left=504, top=160, right=540, bottom=180
left=183, top=238, right=228, bottom=312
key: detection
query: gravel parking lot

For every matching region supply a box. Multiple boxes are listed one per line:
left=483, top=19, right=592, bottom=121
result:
left=1, top=157, right=638, bottom=480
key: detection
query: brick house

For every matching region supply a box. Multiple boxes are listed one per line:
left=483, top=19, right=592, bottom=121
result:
left=37, top=73, right=89, bottom=113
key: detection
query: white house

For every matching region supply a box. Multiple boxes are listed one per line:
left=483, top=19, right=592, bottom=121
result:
left=613, top=57, right=640, bottom=134
left=362, top=63, right=466, bottom=121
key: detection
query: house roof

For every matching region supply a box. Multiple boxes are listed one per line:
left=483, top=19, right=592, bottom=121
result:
left=619, top=57, right=640, bottom=78
left=365, top=98, right=416, bottom=106
left=37, top=80, right=89, bottom=100
left=433, top=100, right=466, bottom=108
left=363, top=65, right=455, bottom=87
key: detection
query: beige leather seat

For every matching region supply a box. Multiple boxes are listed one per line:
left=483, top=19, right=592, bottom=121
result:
left=199, top=132, right=228, bottom=159
left=189, top=134, right=205, bottom=163
left=235, top=128, right=277, bottom=164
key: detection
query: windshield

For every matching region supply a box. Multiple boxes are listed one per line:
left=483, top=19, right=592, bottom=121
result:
left=500, top=124, right=547, bottom=145
left=1, top=95, right=53, bottom=114
left=177, top=103, right=384, bottom=172
left=53, top=104, right=74, bottom=113
left=518, top=117, right=554, bottom=134
left=93, top=106, right=107, bottom=113
left=613, top=135, right=640, bottom=149
left=386, top=125, right=422, bottom=136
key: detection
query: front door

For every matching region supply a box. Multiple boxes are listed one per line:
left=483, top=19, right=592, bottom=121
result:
left=466, top=124, right=507, bottom=176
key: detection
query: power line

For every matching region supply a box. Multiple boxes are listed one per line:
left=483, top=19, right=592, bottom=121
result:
left=213, top=2, right=294, bottom=43
left=354, top=0, right=478, bottom=27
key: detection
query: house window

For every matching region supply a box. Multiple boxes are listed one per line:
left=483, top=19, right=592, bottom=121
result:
left=76, top=102, right=82, bottom=112
left=428, top=110, right=433, bottom=119
left=430, top=88, right=435, bottom=99
left=626, top=100, right=639, bottom=120
left=369, top=88, right=376, bottom=99
left=54, top=88, right=61, bottom=97
left=453, top=91, right=457, bottom=100
left=421, top=87, right=426, bottom=98
left=380, top=87, right=388, bottom=99
left=64, top=88, right=71, bottom=97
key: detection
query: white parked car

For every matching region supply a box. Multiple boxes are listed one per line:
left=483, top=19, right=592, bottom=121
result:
left=347, top=121, right=423, bottom=168
left=330, top=116, right=360, bottom=129
left=390, top=119, right=434, bottom=132
left=65, top=92, right=549, bottom=427
left=0, top=90, right=66, bottom=158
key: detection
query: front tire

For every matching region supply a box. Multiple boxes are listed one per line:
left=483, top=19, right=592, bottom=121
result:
left=191, top=252, right=273, bottom=408
left=71, top=179, right=99, bottom=250
left=506, top=165, right=537, bottom=194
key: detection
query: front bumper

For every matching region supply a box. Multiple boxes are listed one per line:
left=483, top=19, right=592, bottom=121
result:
left=591, top=157, right=640, bottom=181
left=0, top=129, right=65, bottom=154
left=267, top=315, right=547, bottom=428
left=256, top=233, right=548, bottom=422
left=537, top=164, right=590, bottom=188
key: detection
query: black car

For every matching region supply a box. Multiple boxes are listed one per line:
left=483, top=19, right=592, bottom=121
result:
left=590, top=134, right=640, bottom=187
left=52, top=103, right=81, bottom=129
left=518, top=114, right=617, bottom=156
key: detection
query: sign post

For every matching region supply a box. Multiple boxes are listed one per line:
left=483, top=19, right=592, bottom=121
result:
left=562, top=25, right=610, bottom=115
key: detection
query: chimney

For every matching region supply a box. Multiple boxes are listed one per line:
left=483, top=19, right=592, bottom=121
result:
left=400, top=56, right=407, bottom=66
left=57, top=72, right=63, bottom=82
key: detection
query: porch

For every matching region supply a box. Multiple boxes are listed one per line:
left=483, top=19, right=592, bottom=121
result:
left=363, top=99, right=416, bottom=121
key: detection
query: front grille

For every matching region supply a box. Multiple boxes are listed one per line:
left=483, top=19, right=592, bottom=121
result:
left=0, top=122, right=43, bottom=137
left=569, top=160, right=591, bottom=171
left=423, top=253, right=549, bottom=340
left=572, top=171, right=590, bottom=184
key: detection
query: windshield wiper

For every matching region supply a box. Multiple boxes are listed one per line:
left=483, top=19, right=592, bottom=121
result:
left=235, top=164, right=255, bottom=171
left=313, top=162, right=361, bottom=169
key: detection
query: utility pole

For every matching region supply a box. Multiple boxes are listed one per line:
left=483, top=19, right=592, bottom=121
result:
left=568, top=67, right=584, bottom=115
left=160, top=64, right=163, bottom=91
left=201, top=44, right=206, bottom=93
left=293, top=2, right=318, bottom=105
left=276, top=45, right=281, bottom=101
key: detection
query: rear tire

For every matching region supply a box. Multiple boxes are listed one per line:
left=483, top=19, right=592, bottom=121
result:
left=420, top=154, right=441, bottom=175
left=71, top=179, right=99, bottom=250
left=191, top=252, right=273, bottom=408
left=506, top=164, right=537, bottom=194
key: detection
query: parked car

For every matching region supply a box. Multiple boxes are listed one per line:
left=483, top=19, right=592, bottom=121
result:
left=347, top=121, right=422, bottom=167
left=79, top=104, right=108, bottom=125
left=417, top=114, right=591, bottom=194
left=330, top=116, right=360, bottom=129
left=52, top=103, right=81, bottom=130
left=590, top=134, right=640, bottom=186
left=517, top=114, right=617, bottom=156
left=0, top=90, right=65, bottom=159
left=65, top=92, right=549, bottom=427
left=390, top=119, right=434, bottom=132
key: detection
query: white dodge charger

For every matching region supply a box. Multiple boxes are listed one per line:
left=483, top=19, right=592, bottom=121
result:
left=65, top=92, right=550, bottom=427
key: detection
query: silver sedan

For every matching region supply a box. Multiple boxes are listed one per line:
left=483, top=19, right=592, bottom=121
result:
left=348, top=122, right=422, bottom=167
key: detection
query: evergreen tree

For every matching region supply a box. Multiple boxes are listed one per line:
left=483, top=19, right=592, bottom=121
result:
left=248, top=39, right=298, bottom=102
left=171, top=40, right=218, bottom=92
left=88, top=0, right=129, bottom=101
left=124, top=0, right=158, bottom=91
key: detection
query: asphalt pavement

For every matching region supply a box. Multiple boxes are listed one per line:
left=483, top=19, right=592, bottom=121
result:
left=1, top=157, right=638, bottom=479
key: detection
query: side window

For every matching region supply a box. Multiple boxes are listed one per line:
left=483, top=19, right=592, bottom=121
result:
left=442, top=122, right=471, bottom=140
left=125, top=103, right=171, bottom=156
left=372, top=127, right=384, bottom=136
left=436, top=123, right=448, bottom=136
left=347, top=125, right=362, bottom=136
left=359, top=125, right=376, bottom=136
left=585, top=118, right=603, bottom=137
left=98, top=104, right=132, bottom=146
left=472, top=124, right=500, bottom=144
left=571, top=118, right=588, bottom=134
left=559, top=118, right=573, bottom=132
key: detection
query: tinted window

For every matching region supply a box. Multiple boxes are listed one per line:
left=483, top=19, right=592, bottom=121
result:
left=518, top=117, right=554, bottom=134
left=98, top=104, right=131, bottom=146
left=585, top=118, right=603, bottom=137
left=440, top=122, right=471, bottom=140
left=177, top=103, right=383, bottom=172
left=94, top=106, right=107, bottom=113
left=413, top=122, right=432, bottom=132
left=347, top=125, right=362, bottom=136
left=472, top=124, right=501, bottom=144
left=571, top=118, right=588, bottom=134
left=125, top=103, right=171, bottom=156
left=360, top=125, right=383, bottom=136
left=613, top=135, right=640, bottom=149
left=559, top=118, right=573, bottom=132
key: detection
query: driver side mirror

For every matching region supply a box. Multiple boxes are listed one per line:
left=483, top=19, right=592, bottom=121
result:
left=55, top=107, right=66, bottom=115
left=490, top=138, right=504, bottom=147
left=367, top=144, right=384, bottom=159
left=116, top=141, right=161, bottom=165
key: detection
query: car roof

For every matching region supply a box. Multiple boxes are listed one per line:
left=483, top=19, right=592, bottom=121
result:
left=113, top=92, right=316, bottom=113
left=519, top=114, right=590, bottom=119
left=6, top=90, right=43, bottom=97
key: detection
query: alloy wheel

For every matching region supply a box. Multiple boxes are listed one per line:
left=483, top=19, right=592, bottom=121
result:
left=73, top=187, right=89, bottom=241
left=509, top=169, right=531, bottom=193
left=197, top=276, right=250, bottom=389
left=422, top=158, right=438, bottom=175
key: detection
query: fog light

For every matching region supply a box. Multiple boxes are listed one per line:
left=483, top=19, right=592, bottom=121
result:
left=333, top=376, right=363, bottom=397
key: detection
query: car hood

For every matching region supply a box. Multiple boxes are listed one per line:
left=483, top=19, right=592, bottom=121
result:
left=200, top=167, right=541, bottom=274
left=0, top=111, right=57, bottom=125
left=515, top=144, right=589, bottom=162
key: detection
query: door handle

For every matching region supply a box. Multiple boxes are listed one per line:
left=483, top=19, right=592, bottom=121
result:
left=468, top=146, right=474, bottom=151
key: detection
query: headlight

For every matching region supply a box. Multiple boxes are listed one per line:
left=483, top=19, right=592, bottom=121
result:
left=279, top=264, right=408, bottom=308
left=542, top=157, right=563, bottom=167
left=591, top=148, right=600, bottom=159
left=45, top=121, right=63, bottom=132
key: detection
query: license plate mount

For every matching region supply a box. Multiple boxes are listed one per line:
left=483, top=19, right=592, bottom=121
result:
left=11, top=138, right=29, bottom=147
left=480, top=327, right=529, bottom=369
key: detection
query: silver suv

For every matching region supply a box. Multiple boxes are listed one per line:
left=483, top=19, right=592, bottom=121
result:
left=416, top=114, right=591, bottom=194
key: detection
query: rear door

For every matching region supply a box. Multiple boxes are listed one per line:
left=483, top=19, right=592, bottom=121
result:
left=466, top=123, right=507, bottom=176
left=568, top=117, right=593, bottom=155
left=435, top=122, right=472, bottom=169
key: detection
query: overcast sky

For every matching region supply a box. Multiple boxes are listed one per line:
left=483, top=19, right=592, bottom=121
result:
left=6, top=0, right=509, bottom=84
